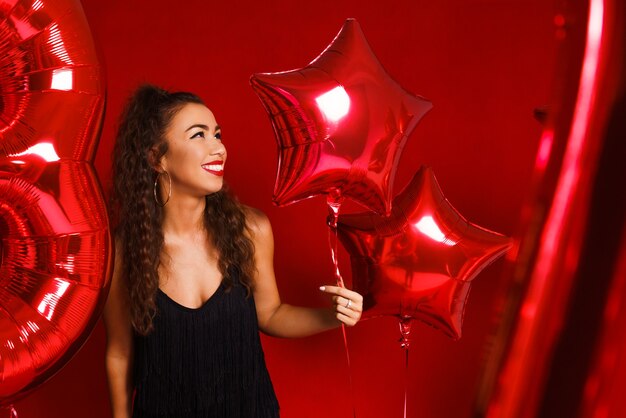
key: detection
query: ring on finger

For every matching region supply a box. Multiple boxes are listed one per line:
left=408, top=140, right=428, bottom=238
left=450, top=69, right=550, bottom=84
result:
left=345, top=299, right=352, bottom=309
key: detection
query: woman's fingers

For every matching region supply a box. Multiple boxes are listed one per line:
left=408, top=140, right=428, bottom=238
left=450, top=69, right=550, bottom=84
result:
left=336, top=304, right=360, bottom=322
left=336, top=311, right=358, bottom=326
left=320, top=285, right=363, bottom=302
left=320, top=285, right=363, bottom=326
left=333, top=295, right=359, bottom=310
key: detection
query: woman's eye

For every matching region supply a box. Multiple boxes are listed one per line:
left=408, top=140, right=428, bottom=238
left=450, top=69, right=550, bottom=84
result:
left=214, top=132, right=222, bottom=140
left=191, top=131, right=205, bottom=139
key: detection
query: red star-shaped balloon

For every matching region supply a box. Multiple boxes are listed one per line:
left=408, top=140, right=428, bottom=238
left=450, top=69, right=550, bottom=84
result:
left=335, top=166, right=512, bottom=339
left=251, top=18, right=432, bottom=215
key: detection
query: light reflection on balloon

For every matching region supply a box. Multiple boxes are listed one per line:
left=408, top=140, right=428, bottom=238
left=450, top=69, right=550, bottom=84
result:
left=315, top=86, right=351, bottom=124
left=50, top=69, right=73, bottom=91
left=413, top=215, right=457, bottom=246
left=36, top=279, right=70, bottom=321
left=9, top=143, right=60, bottom=163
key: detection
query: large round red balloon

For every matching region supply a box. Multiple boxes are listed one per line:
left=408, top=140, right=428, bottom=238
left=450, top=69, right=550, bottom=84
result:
left=0, top=0, right=110, bottom=406
left=251, top=18, right=432, bottom=216
left=334, top=166, right=511, bottom=339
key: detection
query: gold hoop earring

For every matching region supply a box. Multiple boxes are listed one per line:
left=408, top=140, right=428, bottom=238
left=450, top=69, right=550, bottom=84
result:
left=153, top=171, right=171, bottom=207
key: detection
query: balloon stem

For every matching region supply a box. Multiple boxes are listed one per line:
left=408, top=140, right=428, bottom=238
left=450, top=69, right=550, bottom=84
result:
left=399, top=316, right=412, bottom=349
left=1, top=406, right=18, bottom=418
left=404, top=346, right=409, bottom=418
left=327, top=191, right=342, bottom=228
left=327, top=192, right=345, bottom=288
left=327, top=192, right=355, bottom=416
left=399, top=317, right=411, bottom=418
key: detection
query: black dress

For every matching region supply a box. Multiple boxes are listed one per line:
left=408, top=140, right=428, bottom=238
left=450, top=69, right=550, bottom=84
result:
left=132, top=275, right=280, bottom=418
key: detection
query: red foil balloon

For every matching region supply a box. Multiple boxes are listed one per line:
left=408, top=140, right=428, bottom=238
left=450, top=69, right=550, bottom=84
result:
left=478, top=0, right=626, bottom=416
left=251, top=18, right=432, bottom=215
left=0, top=0, right=110, bottom=406
left=335, top=166, right=511, bottom=339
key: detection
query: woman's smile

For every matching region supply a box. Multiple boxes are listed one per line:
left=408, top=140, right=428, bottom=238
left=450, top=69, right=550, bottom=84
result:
left=201, top=160, right=224, bottom=176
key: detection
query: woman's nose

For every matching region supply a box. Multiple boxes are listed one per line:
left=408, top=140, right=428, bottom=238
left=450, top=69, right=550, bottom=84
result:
left=210, top=140, right=226, bottom=156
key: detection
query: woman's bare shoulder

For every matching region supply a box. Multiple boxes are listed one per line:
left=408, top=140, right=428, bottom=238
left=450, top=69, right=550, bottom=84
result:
left=241, top=205, right=272, bottom=241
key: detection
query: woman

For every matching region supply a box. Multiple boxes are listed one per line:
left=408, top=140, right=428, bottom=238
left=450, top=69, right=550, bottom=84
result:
left=103, top=84, right=363, bottom=418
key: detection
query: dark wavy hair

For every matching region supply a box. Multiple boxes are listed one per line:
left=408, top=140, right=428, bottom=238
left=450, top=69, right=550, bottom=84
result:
left=110, top=84, right=255, bottom=335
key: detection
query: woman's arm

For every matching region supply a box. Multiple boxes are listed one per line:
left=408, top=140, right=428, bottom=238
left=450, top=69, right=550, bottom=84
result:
left=103, top=241, right=134, bottom=418
left=247, top=208, right=363, bottom=338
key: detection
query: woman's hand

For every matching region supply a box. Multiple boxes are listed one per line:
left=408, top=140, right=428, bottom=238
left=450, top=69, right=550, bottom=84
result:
left=319, top=285, right=363, bottom=326
left=248, top=207, right=364, bottom=336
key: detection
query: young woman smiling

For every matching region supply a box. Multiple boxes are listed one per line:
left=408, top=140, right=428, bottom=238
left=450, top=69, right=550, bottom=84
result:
left=103, top=85, right=363, bottom=418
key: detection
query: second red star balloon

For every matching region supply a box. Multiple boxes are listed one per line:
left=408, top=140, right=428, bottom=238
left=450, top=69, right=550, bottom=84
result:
left=334, top=166, right=512, bottom=340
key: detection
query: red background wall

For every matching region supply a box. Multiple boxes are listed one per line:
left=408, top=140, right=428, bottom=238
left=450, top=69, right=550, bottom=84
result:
left=13, top=0, right=557, bottom=417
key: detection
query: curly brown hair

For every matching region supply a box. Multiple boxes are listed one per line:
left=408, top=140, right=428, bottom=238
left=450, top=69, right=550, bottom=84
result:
left=110, top=84, right=255, bottom=335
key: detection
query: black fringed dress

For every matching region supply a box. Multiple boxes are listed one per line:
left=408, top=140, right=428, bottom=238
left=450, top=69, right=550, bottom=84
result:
left=132, top=276, right=280, bottom=418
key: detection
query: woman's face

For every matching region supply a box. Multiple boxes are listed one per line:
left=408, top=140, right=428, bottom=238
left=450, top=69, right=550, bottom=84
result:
left=159, top=103, right=226, bottom=198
